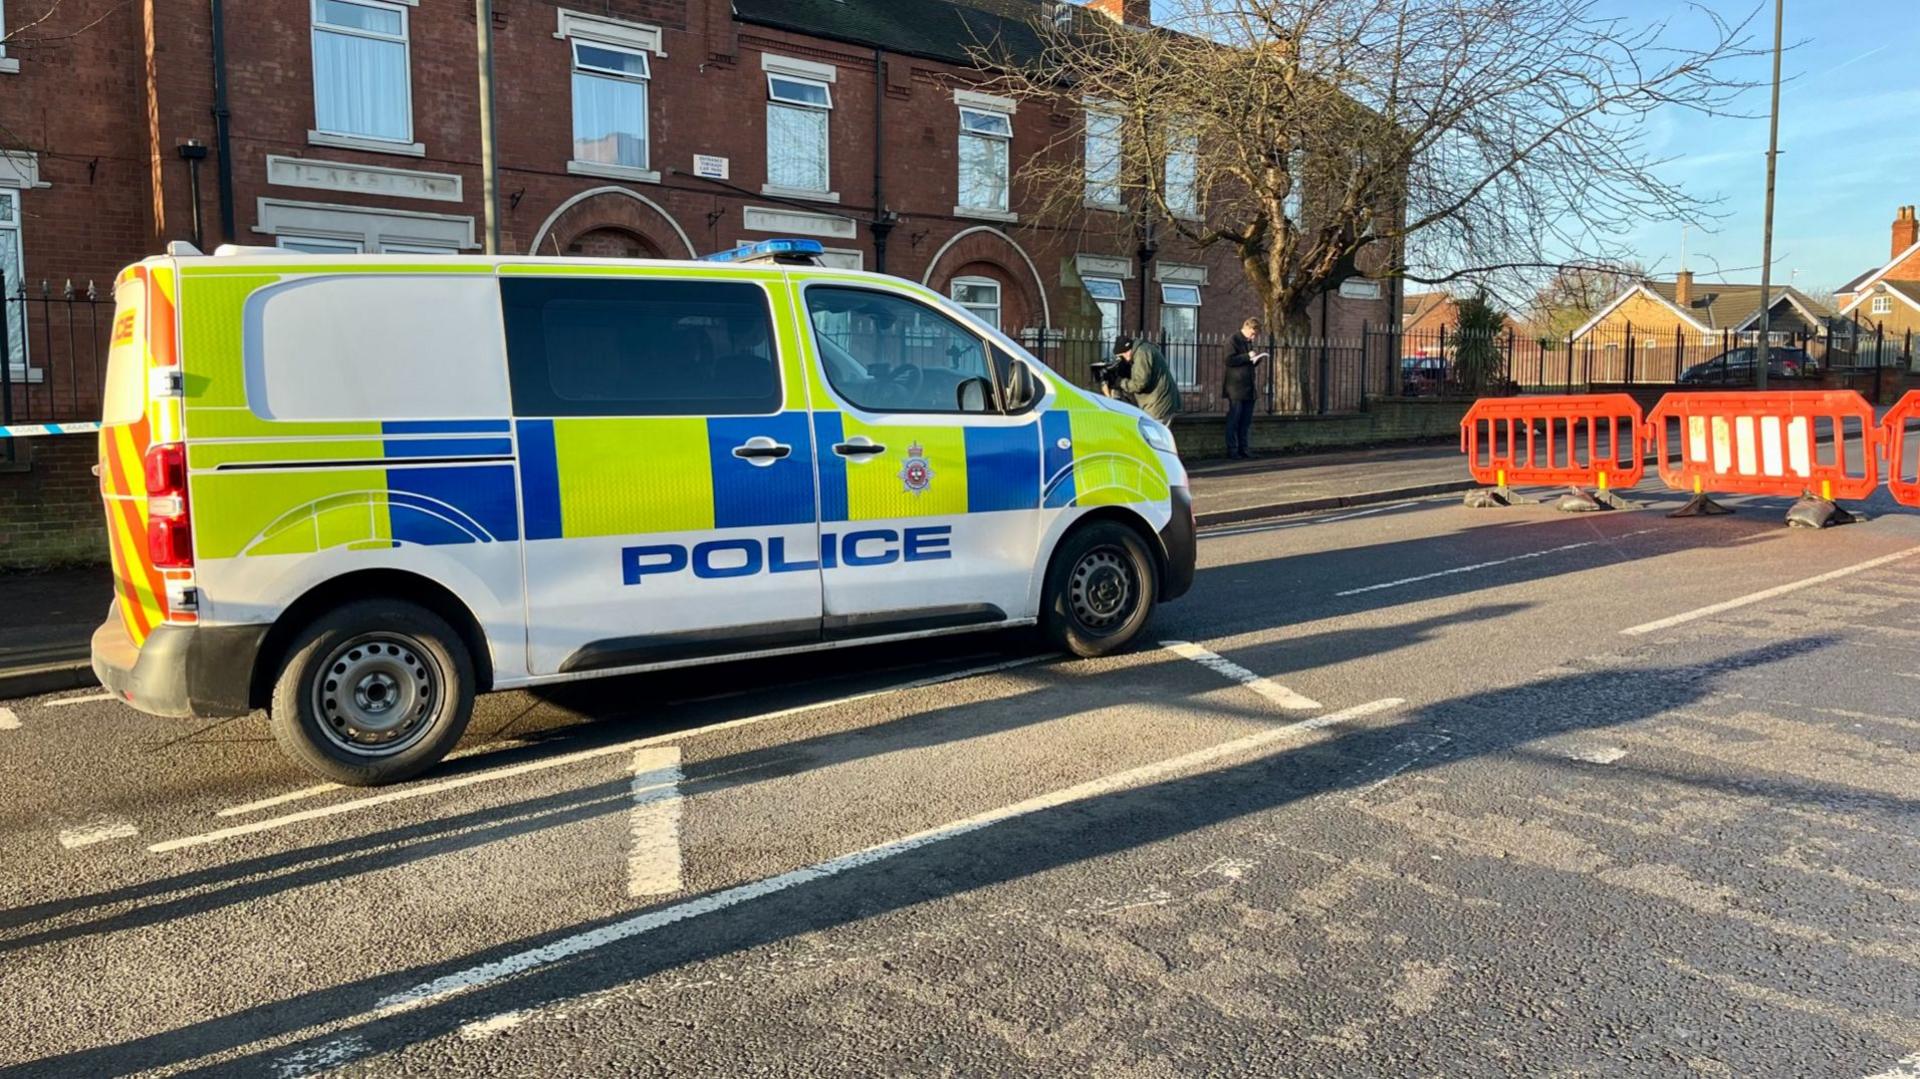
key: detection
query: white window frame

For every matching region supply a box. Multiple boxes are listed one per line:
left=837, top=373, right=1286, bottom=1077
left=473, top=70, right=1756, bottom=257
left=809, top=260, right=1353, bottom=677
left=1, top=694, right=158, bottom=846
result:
left=954, top=90, right=1016, bottom=222
left=1873, top=295, right=1893, bottom=316
left=0, top=0, right=17, bottom=74
left=762, top=54, right=838, bottom=202
left=277, top=234, right=366, bottom=255
left=0, top=187, right=34, bottom=380
left=1166, top=132, right=1200, bottom=218
left=951, top=276, right=1003, bottom=331
left=253, top=197, right=476, bottom=254
left=1159, top=283, right=1202, bottom=388
left=1083, top=102, right=1123, bottom=209
left=567, top=36, right=656, bottom=182
left=308, top=0, right=420, bottom=155
left=1083, top=276, right=1125, bottom=345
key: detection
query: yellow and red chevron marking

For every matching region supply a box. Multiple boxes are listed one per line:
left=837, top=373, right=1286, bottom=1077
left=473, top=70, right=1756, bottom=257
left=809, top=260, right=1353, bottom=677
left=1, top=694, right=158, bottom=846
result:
left=97, top=263, right=175, bottom=645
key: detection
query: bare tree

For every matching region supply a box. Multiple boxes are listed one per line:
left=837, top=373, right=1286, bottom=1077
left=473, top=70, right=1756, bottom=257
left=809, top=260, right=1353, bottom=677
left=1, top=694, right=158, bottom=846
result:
left=980, top=0, right=1765, bottom=335
left=1528, top=262, right=1649, bottom=340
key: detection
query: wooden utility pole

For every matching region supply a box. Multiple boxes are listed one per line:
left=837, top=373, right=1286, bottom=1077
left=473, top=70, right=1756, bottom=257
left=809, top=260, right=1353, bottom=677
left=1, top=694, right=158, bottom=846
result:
left=1755, top=0, right=1783, bottom=389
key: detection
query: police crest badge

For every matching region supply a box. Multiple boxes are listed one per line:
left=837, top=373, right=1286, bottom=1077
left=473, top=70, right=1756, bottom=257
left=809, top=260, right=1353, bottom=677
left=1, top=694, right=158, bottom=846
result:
left=898, top=442, right=934, bottom=494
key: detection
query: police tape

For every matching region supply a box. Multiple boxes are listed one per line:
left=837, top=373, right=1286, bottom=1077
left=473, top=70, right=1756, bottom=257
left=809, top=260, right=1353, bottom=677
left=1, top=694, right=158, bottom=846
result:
left=0, top=421, right=102, bottom=438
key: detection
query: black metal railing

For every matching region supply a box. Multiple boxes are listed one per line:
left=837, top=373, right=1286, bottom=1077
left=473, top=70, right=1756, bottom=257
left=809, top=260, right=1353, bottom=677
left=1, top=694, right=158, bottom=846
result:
left=1, top=272, right=115, bottom=432
left=1023, top=327, right=1384, bottom=416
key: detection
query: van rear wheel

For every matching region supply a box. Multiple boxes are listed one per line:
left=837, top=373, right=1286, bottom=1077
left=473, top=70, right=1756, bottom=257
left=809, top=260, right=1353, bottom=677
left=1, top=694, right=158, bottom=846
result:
left=269, top=599, right=475, bottom=786
left=1042, top=520, right=1158, bottom=658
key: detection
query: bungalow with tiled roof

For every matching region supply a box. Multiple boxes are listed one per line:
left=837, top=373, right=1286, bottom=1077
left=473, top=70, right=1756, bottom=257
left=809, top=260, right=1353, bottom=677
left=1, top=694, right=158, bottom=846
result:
left=1572, top=270, right=1835, bottom=346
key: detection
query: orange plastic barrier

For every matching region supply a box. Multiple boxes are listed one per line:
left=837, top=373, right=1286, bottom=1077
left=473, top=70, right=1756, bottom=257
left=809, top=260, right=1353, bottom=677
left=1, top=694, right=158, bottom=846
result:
left=1460, top=394, right=1646, bottom=492
left=1881, top=390, right=1920, bottom=508
left=1648, top=390, right=1879, bottom=502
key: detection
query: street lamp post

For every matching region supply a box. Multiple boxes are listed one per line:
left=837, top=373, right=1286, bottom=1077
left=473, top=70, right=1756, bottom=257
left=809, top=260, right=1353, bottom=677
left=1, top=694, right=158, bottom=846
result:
left=476, top=0, right=502, bottom=255
left=1755, top=0, right=1783, bottom=389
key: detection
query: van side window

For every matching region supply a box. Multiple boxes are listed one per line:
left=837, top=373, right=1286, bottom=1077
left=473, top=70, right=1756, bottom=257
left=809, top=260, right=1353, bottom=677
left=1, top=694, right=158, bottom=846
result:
left=804, top=286, right=997, bottom=414
left=502, top=277, right=782, bottom=417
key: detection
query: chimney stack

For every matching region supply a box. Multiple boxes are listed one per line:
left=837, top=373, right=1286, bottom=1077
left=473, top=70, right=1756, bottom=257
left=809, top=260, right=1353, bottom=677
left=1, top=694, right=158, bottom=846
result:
left=1896, top=206, right=1919, bottom=259
left=1675, top=269, right=1694, bottom=310
left=1086, top=0, right=1152, bottom=26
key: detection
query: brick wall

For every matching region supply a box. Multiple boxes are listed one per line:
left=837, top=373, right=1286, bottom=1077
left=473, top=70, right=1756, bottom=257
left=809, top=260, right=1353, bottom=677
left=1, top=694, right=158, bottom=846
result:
left=0, top=437, right=107, bottom=570
left=1171, top=399, right=1470, bottom=460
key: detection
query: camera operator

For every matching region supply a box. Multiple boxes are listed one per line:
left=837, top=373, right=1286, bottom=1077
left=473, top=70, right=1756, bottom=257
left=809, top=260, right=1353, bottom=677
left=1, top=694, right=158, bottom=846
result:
left=1101, top=334, right=1181, bottom=426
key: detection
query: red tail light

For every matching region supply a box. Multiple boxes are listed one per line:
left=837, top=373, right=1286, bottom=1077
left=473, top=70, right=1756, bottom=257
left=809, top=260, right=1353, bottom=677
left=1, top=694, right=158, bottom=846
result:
left=144, top=442, right=193, bottom=569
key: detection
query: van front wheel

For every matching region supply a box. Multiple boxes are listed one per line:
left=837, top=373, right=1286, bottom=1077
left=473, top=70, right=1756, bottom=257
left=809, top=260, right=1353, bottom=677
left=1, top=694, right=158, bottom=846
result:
left=1042, top=520, right=1158, bottom=658
left=269, top=599, right=475, bottom=786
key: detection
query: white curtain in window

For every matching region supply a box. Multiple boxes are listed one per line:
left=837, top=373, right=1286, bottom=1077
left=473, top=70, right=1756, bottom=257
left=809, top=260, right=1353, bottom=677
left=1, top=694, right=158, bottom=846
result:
left=959, top=134, right=1009, bottom=211
left=314, top=29, right=410, bottom=141
left=1161, top=305, right=1199, bottom=386
left=573, top=73, right=648, bottom=167
left=0, top=195, right=22, bottom=371
left=1085, top=111, right=1121, bottom=204
left=1166, top=136, right=1199, bottom=216
left=768, top=104, right=828, bottom=191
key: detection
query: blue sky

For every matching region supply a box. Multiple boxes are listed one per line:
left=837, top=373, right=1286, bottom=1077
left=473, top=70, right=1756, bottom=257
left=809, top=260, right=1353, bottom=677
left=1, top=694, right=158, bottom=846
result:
left=1151, top=1, right=1917, bottom=291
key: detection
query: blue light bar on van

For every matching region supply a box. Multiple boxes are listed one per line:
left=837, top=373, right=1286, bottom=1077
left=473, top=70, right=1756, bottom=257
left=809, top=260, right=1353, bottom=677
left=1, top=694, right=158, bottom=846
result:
left=699, top=239, right=826, bottom=265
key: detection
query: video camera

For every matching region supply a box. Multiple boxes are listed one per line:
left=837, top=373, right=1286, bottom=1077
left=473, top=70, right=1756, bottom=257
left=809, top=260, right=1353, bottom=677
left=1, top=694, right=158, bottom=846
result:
left=1091, top=357, right=1133, bottom=391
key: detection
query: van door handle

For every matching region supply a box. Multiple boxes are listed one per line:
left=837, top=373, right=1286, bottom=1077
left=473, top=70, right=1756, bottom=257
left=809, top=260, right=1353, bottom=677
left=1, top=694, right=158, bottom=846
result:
left=834, top=440, right=886, bottom=457
left=731, top=437, right=792, bottom=466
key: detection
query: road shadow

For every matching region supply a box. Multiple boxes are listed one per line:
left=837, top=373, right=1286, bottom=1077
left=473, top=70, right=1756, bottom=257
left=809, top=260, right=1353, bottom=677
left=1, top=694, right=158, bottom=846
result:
left=3, top=636, right=1844, bottom=1077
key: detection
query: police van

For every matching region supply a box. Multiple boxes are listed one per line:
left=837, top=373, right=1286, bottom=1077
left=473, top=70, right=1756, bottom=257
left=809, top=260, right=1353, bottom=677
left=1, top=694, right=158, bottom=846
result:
left=92, top=239, right=1194, bottom=785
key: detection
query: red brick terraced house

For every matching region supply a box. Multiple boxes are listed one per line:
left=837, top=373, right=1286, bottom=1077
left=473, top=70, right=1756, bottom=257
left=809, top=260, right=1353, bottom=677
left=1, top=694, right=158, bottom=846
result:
left=0, top=0, right=1398, bottom=565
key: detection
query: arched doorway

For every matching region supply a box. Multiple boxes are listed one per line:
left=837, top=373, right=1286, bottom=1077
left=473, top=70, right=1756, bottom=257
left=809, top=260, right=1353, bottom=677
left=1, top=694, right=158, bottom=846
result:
left=565, top=227, right=664, bottom=259
left=527, top=186, right=697, bottom=259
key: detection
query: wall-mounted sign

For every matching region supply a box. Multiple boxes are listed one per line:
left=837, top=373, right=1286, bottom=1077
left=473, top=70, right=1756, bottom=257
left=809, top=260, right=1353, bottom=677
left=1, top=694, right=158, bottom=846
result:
left=1338, top=279, right=1384, bottom=301
left=694, top=155, right=730, bottom=181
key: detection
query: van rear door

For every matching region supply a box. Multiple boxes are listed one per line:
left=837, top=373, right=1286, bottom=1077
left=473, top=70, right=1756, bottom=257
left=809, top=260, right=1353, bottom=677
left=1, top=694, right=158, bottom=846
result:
left=97, top=262, right=181, bottom=648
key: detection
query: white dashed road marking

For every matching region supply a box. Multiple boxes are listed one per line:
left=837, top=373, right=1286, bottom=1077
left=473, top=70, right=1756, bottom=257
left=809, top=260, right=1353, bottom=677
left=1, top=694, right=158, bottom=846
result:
left=58, top=819, right=139, bottom=849
left=1866, top=1054, right=1920, bottom=1079
left=355, top=697, right=1407, bottom=1021
left=44, top=691, right=116, bottom=708
left=1621, top=545, right=1920, bottom=636
left=156, top=655, right=1053, bottom=854
left=1161, top=641, right=1323, bottom=710
left=1566, top=745, right=1627, bottom=765
left=0, top=707, right=18, bottom=731
left=217, top=783, right=344, bottom=818
left=627, top=747, right=684, bottom=898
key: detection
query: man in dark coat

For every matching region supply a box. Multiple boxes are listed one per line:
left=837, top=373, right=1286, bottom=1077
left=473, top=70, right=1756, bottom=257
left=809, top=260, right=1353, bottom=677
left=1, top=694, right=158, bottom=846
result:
left=1223, top=317, right=1265, bottom=459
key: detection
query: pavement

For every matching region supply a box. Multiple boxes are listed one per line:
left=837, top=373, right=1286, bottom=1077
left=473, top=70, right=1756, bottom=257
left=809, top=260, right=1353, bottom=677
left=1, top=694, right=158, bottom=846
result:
left=4, top=482, right=1920, bottom=1075
left=0, top=440, right=1476, bottom=699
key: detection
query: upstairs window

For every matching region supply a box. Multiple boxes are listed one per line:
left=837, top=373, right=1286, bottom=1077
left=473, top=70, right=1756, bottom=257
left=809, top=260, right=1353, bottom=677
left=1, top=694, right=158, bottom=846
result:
left=1084, top=106, right=1122, bottom=207
left=957, top=99, right=1014, bottom=215
left=1166, top=133, right=1200, bottom=217
left=1873, top=295, right=1893, bottom=316
left=311, top=0, right=412, bottom=144
left=766, top=73, right=833, bottom=194
left=571, top=40, right=651, bottom=171
left=1281, top=149, right=1306, bottom=223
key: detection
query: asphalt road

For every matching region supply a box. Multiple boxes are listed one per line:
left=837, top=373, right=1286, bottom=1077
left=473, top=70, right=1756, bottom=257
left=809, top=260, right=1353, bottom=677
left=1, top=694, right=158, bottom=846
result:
left=4, top=487, right=1920, bottom=1077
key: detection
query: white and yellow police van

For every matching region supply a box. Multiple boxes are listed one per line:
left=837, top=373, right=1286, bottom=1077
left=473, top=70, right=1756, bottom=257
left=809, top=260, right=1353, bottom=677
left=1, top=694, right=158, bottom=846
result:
left=92, top=239, right=1193, bottom=785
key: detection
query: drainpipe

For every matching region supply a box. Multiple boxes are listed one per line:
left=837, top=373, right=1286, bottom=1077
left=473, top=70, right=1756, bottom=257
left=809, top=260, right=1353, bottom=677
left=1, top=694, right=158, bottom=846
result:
left=177, top=140, right=208, bottom=250
left=870, top=47, right=895, bottom=274
left=208, top=0, right=236, bottom=244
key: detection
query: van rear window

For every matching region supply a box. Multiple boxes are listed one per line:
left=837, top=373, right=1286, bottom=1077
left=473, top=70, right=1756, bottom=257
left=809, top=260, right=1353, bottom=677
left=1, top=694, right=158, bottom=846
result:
left=501, top=277, right=782, bottom=417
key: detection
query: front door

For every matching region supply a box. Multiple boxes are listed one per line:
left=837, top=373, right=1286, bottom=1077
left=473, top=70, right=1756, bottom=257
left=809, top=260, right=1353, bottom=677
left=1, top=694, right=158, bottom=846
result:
left=792, top=280, right=1045, bottom=637
left=506, top=271, right=823, bottom=675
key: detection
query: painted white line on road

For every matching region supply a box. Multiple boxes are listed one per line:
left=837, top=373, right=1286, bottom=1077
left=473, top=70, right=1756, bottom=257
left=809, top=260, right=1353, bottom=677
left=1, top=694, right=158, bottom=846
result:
left=459, top=1011, right=530, bottom=1041
left=1161, top=641, right=1322, bottom=710
left=1866, top=1054, right=1920, bottom=1079
left=44, top=691, right=116, bottom=708
left=155, top=655, right=1054, bottom=854
left=217, top=783, right=344, bottom=818
left=1201, top=501, right=1418, bottom=540
left=0, top=707, right=18, bottom=731
left=1336, top=529, right=1659, bottom=597
left=628, top=747, right=684, bottom=898
left=367, top=696, right=1406, bottom=1017
left=272, top=1034, right=373, bottom=1078
left=1566, top=745, right=1627, bottom=765
left=1621, top=545, right=1920, bottom=637
left=58, top=819, right=139, bottom=849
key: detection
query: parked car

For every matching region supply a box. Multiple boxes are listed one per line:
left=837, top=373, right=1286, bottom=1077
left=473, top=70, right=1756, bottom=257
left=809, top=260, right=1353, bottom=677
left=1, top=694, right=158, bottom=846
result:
left=1400, top=355, right=1450, bottom=395
left=1677, top=346, right=1819, bottom=385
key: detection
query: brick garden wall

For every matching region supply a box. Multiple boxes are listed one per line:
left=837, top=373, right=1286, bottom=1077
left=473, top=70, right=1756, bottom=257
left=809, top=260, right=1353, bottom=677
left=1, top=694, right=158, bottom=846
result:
left=1172, top=399, right=1470, bottom=460
left=0, top=437, right=107, bottom=570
